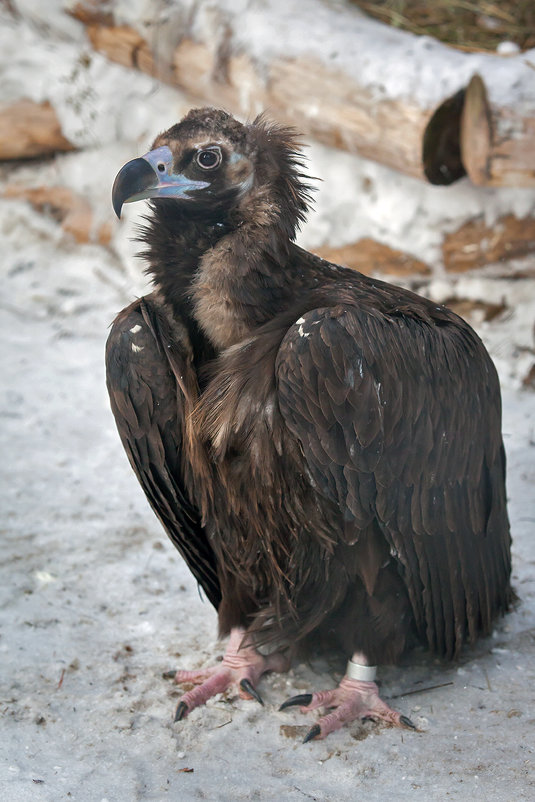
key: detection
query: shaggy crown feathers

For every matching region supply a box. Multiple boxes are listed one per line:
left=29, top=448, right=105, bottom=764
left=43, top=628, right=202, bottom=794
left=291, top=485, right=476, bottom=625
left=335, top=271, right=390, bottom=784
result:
left=247, top=112, right=315, bottom=238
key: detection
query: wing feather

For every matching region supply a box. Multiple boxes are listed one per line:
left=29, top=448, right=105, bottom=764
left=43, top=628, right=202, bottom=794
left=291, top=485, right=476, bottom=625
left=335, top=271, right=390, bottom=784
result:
left=106, top=296, right=221, bottom=609
left=276, top=305, right=510, bottom=658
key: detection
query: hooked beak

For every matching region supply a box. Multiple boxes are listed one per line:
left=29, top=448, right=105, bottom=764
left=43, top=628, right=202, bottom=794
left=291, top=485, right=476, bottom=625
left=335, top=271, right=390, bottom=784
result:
left=112, top=145, right=209, bottom=218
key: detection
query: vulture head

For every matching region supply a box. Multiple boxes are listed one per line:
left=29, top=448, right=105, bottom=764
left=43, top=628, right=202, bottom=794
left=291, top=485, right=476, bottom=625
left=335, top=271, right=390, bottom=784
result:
left=112, top=107, right=312, bottom=239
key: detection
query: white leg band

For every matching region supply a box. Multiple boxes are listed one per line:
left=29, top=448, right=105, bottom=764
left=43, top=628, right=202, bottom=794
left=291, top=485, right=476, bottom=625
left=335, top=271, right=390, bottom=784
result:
left=346, top=659, right=377, bottom=682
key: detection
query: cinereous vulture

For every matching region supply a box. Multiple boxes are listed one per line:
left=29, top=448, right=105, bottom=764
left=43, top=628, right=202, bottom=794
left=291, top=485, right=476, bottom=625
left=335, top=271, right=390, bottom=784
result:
left=107, top=108, right=511, bottom=741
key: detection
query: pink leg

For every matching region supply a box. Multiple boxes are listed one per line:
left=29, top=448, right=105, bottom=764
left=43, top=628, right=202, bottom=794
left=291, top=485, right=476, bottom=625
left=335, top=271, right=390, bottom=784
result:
left=173, top=628, right=289, bottom=721
left=281, top=676, right=416, bottom=742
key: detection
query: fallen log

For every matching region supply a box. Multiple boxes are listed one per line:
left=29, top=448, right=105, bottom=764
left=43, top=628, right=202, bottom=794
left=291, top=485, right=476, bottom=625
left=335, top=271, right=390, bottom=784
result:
left=442, top=214, right=535, bottom=272
left=69, top=0, right=535, bottom=187
left=317, top=239, right=431, bottom=277
left=0, top=99, right=74, bottom=160
left=3, top=184, right=111, bottom=244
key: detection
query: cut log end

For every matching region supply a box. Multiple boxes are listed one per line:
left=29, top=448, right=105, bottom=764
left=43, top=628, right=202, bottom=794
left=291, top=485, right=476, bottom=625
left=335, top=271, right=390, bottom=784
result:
left=461, top=73, right=535, bottom=187
left=460, top=74, right=493, bottom=186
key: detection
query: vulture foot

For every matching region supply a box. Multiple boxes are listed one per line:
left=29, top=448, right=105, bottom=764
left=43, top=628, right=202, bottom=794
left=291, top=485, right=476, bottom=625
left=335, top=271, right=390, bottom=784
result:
left=173, top=628, right=289, bottom=721
left=280, top=676, right=416, bottom=742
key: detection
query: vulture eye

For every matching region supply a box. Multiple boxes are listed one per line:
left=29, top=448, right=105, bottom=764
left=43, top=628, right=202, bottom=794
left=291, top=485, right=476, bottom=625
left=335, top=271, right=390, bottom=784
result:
left=196, top=148, right=222, bottom=170
left=157, top=162, right=166, bottom=172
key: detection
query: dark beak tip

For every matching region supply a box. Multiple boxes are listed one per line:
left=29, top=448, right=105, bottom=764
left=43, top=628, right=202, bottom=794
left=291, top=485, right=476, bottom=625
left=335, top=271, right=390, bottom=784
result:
left=112, top=156, right=156, bottom=221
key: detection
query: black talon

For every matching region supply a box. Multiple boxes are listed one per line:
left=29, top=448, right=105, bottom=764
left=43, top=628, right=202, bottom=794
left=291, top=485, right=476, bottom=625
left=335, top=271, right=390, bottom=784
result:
left=240, top=678, right=264, bottom=706
left=162, top=670, right=176, bottom=680
left=174, top=701, right=188, bottom=722
left=400, top=714, right=417, bottom=730
left=303, top=724, right=321, bottom=743
left=279, top=693, right=313, bottom=711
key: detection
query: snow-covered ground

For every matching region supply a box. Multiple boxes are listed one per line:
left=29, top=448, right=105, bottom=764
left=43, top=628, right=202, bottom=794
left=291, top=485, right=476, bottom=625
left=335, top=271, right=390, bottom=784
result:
left=1, top=7, right=535, bottom=801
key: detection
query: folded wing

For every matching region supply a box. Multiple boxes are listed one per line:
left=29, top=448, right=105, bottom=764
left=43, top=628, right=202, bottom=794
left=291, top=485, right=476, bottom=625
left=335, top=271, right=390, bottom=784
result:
left=105, top=296, right=221, bottom=609
left=276, top=305, right=511, bottom=658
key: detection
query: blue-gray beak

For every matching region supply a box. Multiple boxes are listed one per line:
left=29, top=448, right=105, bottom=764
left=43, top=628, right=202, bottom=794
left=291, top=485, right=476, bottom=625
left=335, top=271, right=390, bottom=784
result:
left=112, top=145, right=209, bottom=218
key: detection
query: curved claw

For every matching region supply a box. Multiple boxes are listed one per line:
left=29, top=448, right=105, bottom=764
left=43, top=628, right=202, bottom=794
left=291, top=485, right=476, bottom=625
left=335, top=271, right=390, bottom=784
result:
left=279, top=693, right=313, bottom=711
left=174, top=701, right=188, bottom=722
left=162, top=669, right=177, bottom=680
left=303, top=723, right=322, bottom=743
left=400, top=714, right=417, bottom=730
left=239, top=678, right=264, bottom=706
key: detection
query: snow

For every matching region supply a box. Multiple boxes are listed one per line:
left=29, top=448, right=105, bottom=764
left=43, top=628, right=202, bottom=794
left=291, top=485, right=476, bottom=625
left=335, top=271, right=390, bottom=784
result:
left=1, top=5, right=535, bottom=801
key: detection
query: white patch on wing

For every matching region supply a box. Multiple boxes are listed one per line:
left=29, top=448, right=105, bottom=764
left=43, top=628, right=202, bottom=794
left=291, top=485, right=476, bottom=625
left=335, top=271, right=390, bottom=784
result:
left=131, top=343, right=144, bottom=353
left=296, top=317, right=310, bottom=338
left=130, top=324, right=142, bottom=334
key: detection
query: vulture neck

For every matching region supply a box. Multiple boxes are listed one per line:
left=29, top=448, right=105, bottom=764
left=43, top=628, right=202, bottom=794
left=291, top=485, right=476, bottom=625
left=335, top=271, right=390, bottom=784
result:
left=147, top=199, right=302, bottom=352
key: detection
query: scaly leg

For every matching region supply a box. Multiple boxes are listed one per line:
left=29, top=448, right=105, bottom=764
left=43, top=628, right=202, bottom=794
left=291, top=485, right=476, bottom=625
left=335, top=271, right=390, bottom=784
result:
left=173, top=628, right=289, bottom=721
left=280, top=653, right=416, bottom=742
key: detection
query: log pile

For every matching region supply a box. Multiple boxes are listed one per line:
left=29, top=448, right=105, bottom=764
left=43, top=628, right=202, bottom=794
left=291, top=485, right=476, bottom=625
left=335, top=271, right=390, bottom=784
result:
left=2, top=1, right=534, bottom=187
left=1, top=0, right=534, bottom=277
